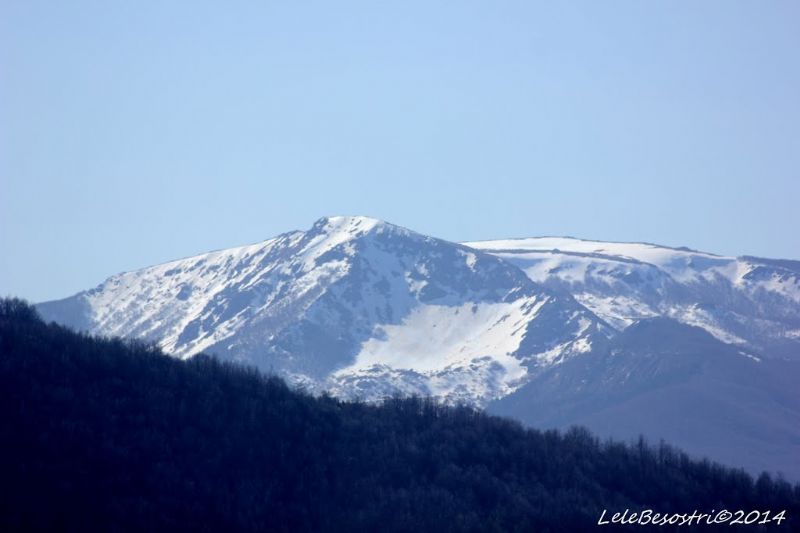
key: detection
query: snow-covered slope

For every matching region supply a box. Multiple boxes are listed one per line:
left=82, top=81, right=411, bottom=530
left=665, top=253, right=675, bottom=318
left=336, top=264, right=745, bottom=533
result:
left=38, top=217, right=608, bottom=404
left=465, top=237, right=800, bottom=360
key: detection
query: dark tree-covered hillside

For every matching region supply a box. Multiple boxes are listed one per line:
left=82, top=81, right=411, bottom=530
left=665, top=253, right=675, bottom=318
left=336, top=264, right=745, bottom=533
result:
left=1, top=298, right=797, bottom=532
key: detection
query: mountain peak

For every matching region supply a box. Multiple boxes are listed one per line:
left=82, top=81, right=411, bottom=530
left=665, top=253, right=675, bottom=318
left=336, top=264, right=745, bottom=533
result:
left=306, top=216, right=418, bottom=250
left=313, top=215, right=382, bottom=231
left=310, top=215, right=411, bottom=237
left=37, top=215, right=609, bottom=403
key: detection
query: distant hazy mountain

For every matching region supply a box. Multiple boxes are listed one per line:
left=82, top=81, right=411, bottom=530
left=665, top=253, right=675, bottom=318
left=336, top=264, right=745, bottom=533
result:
left=37, top=217, right=800, bottom=477
left=488, top=317, right=800, bottom=479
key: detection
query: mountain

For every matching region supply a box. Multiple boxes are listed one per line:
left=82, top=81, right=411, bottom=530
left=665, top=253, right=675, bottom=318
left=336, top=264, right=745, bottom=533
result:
left=4, top=299, right=798, bottom=531
left=488, top=317, right=800, bottom=479
left=464, top=237, right=800, bottom=360
left=36, top=217, right=800, bottom=477
left=38, top=216, right=608, bottom=405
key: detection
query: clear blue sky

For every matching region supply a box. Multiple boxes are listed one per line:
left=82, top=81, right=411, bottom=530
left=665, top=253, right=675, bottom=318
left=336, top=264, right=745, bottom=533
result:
left=2, top=1, right=799, bottom=302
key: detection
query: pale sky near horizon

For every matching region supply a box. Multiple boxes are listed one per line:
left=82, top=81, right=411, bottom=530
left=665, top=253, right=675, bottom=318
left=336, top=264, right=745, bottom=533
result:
left=2, top=1, right=799, bottom=302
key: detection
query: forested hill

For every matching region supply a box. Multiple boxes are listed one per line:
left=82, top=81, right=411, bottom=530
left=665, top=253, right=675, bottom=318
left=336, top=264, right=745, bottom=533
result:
left=1, top=299, right=797, bottom=532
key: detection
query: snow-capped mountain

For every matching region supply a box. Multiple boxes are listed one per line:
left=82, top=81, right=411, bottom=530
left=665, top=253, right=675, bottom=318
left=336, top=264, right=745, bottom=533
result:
left=35, top=217, right=800, bottom=477
left=37, top=216, right=608, bottom=404
left=465, top=237, right=800, bottom=360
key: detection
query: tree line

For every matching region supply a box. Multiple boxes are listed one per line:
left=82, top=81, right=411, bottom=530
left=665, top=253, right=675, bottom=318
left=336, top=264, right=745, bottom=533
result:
left=1, top=298, right=797, bottom=531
